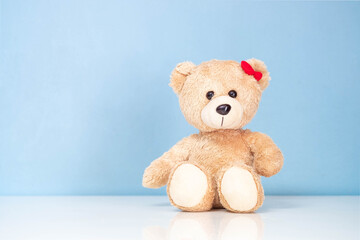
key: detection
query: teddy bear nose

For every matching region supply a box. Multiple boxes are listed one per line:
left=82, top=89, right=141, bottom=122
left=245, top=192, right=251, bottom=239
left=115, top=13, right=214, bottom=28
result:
left=216, top=104, right=231, bottom=115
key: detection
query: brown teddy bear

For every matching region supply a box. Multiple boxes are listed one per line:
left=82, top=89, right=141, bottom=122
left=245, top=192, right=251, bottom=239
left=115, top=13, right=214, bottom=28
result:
left=143, top=59, right=284, bottom=213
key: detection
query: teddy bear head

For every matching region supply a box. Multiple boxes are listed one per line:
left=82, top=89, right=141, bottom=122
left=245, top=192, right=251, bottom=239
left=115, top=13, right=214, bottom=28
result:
left=170, top=59, right=271, bottom=132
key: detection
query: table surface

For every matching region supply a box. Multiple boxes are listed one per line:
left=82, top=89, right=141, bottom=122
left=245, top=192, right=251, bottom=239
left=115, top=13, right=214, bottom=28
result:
left=0, top=196, right=359, bottom=240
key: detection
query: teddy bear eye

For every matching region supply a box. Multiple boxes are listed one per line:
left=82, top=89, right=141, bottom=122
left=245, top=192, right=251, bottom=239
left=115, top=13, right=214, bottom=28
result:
left=228, top=90, right=237, bottom=98
left=206, top=91, right=214, bottom=100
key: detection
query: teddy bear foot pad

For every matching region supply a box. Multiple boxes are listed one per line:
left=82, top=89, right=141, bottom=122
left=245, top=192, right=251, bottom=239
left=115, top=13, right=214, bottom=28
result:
left=168, top=163, right=212, bottom=211
left=220, top=167, right=259, bottom=212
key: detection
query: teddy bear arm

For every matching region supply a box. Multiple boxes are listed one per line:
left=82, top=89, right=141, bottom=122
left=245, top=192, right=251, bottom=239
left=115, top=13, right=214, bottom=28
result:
left=142, top=135, right=196, bottom=188
left=243, top=132, right=284, bottom=177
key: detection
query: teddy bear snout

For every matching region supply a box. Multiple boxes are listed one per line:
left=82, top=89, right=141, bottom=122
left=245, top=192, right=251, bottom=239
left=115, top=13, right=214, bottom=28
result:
left=216, top=104, right=231, bottom=115
left=201, top=96, right=243, bottom=129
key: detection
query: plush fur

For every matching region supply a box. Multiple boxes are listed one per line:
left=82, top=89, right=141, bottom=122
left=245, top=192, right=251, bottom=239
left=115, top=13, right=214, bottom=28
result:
left=143, top=59, right=283, bottom=212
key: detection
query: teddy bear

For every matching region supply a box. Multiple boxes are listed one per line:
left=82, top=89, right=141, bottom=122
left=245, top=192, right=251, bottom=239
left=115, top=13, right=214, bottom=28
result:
left=142, top=59, right=284, bottom=213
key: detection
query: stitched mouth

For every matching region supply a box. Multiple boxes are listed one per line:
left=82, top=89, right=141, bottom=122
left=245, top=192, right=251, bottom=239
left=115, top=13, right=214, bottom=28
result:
left=221, top=117, right=224, bottom=127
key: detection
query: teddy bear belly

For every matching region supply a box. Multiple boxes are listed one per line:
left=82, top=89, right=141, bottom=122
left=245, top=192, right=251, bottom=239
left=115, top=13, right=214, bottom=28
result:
left=187, top=150, right=253, bottom=175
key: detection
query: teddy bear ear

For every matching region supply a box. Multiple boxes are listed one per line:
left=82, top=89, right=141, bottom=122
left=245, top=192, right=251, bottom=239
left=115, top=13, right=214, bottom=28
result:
left=243, top=58, right=271, bottom=91
left=169, top=61, right=196, bottom=94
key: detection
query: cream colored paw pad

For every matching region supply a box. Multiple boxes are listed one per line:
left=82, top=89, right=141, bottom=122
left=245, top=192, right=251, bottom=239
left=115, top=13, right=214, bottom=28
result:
left=169, top=164, right=208, bottom=208
left=221, top=167, right=258, bottom=211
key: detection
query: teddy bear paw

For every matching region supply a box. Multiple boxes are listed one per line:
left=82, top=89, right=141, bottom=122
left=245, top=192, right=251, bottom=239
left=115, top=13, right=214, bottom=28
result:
left=220, top=167, right=259, bottom=212
left=168, top=163, right=210, bottom=210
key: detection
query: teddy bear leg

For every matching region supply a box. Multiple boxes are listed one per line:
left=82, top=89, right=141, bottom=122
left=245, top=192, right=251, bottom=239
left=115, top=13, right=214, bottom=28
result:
left=217, top=164, right=264, bottom=213
left=167, top=163, right=214, bottom=211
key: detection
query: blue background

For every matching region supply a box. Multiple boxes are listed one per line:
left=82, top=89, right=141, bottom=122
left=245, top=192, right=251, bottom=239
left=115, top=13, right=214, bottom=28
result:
left=0, top=0, right=359, bottom=196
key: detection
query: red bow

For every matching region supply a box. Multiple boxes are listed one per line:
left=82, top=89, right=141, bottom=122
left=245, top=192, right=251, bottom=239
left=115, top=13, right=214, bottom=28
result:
left=241, top=61, right=262, bottom=81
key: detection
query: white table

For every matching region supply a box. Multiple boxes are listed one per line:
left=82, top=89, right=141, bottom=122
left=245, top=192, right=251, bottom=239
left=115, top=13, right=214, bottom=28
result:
left=0, top=196, right=358, bottom=240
